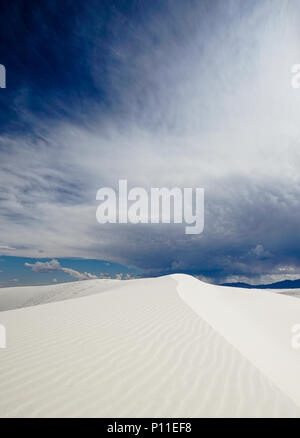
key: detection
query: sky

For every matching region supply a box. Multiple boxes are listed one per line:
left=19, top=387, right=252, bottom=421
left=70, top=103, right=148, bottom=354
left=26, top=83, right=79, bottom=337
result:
left=0, top=256, right=140, bottom=287
left=1, top=0, right=300, bottom=285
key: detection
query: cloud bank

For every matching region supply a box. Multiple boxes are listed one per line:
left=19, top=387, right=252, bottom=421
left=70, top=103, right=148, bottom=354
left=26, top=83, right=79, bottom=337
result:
left=1, top=1, right=300, bottom=283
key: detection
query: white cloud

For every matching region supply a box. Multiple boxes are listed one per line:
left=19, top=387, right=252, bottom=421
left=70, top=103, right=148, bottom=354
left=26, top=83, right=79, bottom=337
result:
left=25, top=259, right=98, bottom=281
left=99, top=273, right=113, bottom=279
left=61, top=267, right=98, bottom=280
left=0, top=245, right=16, bottom=251
left=25, top=259, right=61, bottom=272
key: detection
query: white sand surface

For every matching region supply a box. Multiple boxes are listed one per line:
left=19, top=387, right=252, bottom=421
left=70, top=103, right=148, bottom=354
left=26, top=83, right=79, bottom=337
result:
left=278, top=290, right=300, bottom=299
left=0, top=275, right=299, bottom=417
left=175, top=274, right=300, bottom=411
left=0, top=279, right=125, bottom=311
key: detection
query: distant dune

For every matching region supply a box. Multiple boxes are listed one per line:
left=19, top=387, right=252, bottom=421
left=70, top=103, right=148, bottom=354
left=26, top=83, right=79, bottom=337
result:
left=222, top=278, right=300, bottom=290
left=0, top=279, right=127, bottom=311
left=0, top=275, right=300, bottom=417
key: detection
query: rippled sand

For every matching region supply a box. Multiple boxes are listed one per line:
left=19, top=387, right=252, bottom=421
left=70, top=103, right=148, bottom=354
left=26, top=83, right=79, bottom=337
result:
left=0, top=275, right=299, bottom=417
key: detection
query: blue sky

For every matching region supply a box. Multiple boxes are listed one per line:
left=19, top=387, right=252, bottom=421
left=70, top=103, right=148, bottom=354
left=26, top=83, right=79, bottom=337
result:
left=0, top=256, right=140, bottom=287
left=1, top=0, right=300, bottom=286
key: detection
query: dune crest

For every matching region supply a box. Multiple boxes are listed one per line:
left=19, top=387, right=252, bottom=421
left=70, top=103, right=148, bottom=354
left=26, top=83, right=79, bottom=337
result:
left=174, top=274, right=300, bottom=410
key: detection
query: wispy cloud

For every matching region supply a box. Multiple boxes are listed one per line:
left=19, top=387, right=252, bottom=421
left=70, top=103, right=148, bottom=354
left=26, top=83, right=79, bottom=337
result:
left=0, top=246, right=16, bottom=251
left=25, top=259, right=98, bottom=280
left=1, top=1, right=300, bottom=283
left=60, top=267, right=98, bottom=281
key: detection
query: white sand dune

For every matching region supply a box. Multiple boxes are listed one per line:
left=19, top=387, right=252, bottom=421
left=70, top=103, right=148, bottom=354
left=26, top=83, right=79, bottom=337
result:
left=0, top=275, right=300, bottom=418
left=175, top=275, right=300, bottom=410
left=0, top=279, right=126, bottom=311
left=278, top=290, right=300, bottom=299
